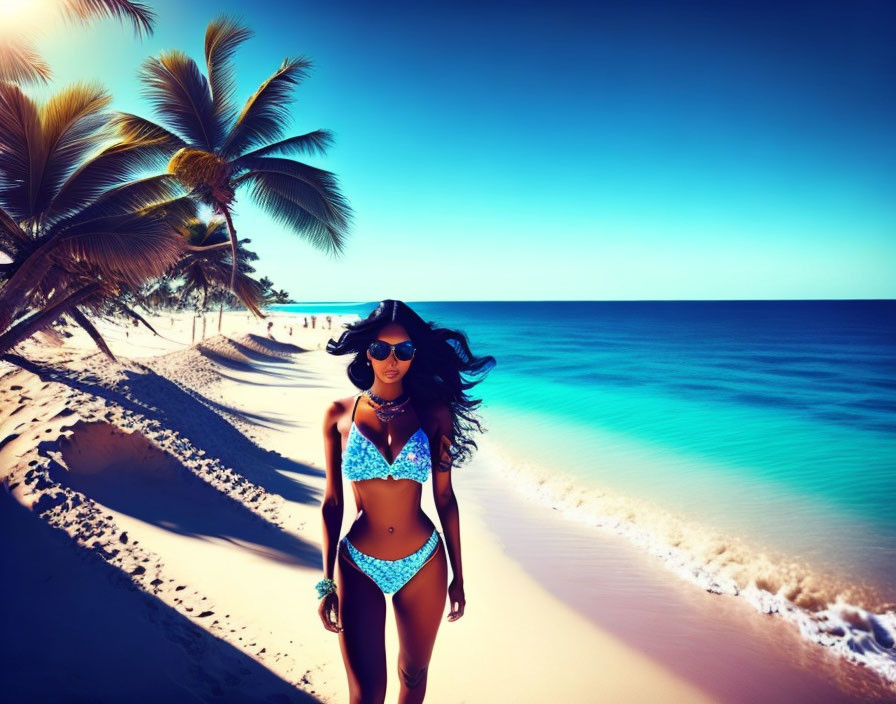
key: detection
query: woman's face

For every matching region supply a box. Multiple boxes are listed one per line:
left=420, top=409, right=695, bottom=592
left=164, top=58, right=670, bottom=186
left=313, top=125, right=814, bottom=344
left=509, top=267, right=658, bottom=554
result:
left=367, top=323, right=414, bottom=383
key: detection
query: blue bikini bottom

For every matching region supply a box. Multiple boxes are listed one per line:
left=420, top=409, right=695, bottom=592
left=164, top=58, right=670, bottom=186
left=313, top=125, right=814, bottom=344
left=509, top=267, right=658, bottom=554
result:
left=340, top=528, right=441, bottom=594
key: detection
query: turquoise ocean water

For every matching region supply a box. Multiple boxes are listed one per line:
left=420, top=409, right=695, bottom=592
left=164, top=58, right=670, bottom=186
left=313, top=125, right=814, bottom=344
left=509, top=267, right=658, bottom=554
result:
left=278, top=300, right=896, bottom=682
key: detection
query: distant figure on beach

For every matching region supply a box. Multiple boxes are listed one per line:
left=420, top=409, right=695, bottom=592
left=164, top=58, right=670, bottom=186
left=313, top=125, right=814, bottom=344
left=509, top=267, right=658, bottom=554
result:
left=326, top=314, right=332, bottom=329
left=304, top=316, right=309, bottom=328
left=311, top=315, right=317, bottom=329
left=267, top=321, right=274, bottom=337
left=289, top=326, right=293, bottom=336
left=319, top=300, right=496, bottom=703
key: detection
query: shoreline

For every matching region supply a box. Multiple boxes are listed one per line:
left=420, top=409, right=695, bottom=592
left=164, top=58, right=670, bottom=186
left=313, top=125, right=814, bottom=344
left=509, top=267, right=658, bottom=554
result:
left=464, top=450, right=892, bottom=702
left=474, top=434, right=896, bottom=691
left=1, top=309, right=892, bottom=702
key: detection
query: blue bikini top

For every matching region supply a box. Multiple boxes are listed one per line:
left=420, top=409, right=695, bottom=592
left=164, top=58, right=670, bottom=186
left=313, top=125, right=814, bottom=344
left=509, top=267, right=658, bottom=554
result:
left=342, top=394, right=432, bottom=483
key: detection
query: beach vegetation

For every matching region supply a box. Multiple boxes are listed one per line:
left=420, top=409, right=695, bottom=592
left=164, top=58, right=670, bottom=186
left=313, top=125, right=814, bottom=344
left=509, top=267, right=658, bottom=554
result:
left=163, top=216, right=264, bottom=316
left=0, top=80, right=194, bottom=360
left=0, top=11, right=320, bottom=362
left=115, top=14, right=353, bottom=291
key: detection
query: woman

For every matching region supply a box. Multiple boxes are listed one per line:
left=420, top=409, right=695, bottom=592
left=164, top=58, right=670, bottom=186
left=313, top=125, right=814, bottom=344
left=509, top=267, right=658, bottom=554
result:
left=317, top=300, right=496, bottom=704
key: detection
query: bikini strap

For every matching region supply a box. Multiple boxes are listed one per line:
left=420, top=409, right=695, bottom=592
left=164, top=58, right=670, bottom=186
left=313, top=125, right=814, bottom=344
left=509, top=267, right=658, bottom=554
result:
left=351, top=393, right=362, bottom=422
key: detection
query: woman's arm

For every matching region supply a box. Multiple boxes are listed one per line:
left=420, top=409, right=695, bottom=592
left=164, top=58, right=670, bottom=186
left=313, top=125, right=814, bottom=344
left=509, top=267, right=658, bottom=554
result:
left=432, top=404, right=465, bottom=620
left=320, top=401, right=345, bottom=581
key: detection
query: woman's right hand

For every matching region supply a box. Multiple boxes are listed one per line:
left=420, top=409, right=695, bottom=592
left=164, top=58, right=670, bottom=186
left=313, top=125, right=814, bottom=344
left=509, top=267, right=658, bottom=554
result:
left=318, top=591, right=343, bottom=633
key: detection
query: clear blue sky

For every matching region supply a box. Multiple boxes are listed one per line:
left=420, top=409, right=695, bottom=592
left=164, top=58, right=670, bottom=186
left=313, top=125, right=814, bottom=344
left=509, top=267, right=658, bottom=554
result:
left=18, top=0, right=896, bottom=300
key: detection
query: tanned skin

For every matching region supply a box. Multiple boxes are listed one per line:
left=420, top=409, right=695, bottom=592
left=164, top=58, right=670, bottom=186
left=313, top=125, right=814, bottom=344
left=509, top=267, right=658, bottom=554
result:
left=319, top=322, right=465, bottom=704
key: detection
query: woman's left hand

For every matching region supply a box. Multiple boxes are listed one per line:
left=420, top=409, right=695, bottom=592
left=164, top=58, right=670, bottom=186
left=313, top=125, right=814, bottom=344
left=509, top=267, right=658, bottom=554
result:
left=447, top=578, right=465, bottom=621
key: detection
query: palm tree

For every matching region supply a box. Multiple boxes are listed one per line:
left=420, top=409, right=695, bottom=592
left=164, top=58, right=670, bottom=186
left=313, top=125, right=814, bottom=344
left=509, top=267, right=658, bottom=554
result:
left=268, top=289, right=292, bottom=305
left=141, top=276, right=175, bottom=309
left=257, top=276, right=292, bottom=305
left=114, top=14, right=353, bottom=292
left=166, top=217, right=264, bottom=317
left=0, top=80, right=193, bottom=360
left=0, top=1, right=156, bottom=85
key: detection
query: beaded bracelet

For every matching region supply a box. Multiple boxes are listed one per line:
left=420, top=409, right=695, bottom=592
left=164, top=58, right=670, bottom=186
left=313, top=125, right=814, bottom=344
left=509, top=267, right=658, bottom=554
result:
left=315, top=577, right=337, bottom=599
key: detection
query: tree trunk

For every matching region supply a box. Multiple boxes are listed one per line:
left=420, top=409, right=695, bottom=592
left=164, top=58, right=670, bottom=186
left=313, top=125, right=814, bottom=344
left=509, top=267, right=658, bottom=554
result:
left=218, top=299, right=224, bottom=332
left=219, top=203, right=240, bottom=291
left=0, top=283, right=100, bottom=355
left=0, top=207, right=29, bottom=249
left=201, top=287, right=208, bottom=340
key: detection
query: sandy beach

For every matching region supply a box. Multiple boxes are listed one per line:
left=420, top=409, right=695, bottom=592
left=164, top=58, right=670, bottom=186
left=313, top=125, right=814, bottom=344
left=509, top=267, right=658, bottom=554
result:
left=1, top=309, right=890, bottom=703
left=0, top=310, right=720, bottom=703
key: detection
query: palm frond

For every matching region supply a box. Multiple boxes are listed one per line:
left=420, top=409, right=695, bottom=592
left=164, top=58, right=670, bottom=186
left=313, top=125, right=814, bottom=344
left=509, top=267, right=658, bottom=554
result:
left=176, top=260, right=210, bottom=299
left=235, top=129, right=335, bottom=161
left=222, top=56, right=313, bottom=159
left=0, top=82, right=42, bottom=219
left=46, top=138, right=176, bottom=225
left=201, top=218, right=229, bottom=244
left=229, top=269, right=265, bottom=317
left=19, top=262, right=80, bottom=317
left=0, top=207, right=29, bottom=253
left=138, top=50, right=220, bottom=150
left=0, top=236, right=59, bottom=332
left=236, top=155, right=353, bottom=228
left=173, top=218, right=231, bottom=262
left=68, top=305, right=116, bottom=360
left=172, top=232, right=265, bottom=316
left=136, top=194, right=199, bottom=227
left=205, top=15, right=254, bottom=134
left=50, top=174, right=185, bottom=231
left=110, top=112, right=187, bottom=153
left=175, top=217, right=228, bottom=247
left=53, top=211, right=185, bottom=288
left=0, top=37, right=52, bottom=85
left=37, top=83, right=114, bottom=215
left=0, top=282, right=102, bottom=355
left=235, top=161, right=351, bottom=258
left=61, top=0, right=156, bottom=38
left=115, top=301, right=159, bottom=334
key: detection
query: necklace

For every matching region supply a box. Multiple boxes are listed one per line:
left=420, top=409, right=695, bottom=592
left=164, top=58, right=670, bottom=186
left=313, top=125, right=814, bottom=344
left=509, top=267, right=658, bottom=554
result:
left=364, top=389, right=410, bottom=422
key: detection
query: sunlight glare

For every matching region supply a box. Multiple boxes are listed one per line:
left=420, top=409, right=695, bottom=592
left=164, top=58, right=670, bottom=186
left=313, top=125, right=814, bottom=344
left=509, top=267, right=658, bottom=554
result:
left=0, top=0, right=56, bottom=34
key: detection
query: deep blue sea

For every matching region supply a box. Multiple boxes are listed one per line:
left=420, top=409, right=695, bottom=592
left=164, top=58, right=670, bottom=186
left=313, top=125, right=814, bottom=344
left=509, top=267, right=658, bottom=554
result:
left=278, top=300, right=896, bottom=678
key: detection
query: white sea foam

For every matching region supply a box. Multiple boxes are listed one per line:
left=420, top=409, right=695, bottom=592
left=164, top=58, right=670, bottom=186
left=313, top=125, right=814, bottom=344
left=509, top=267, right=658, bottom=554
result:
left=476, top=437, right=896, bottom=687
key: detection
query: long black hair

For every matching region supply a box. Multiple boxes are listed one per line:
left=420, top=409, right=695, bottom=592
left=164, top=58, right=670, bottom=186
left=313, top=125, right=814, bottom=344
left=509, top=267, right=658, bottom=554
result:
left=325, top=300, right=496, bottom=469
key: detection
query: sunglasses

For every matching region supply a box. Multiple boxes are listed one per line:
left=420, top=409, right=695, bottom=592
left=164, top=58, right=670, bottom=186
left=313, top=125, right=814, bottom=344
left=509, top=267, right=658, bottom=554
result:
left=368, top=339, right=416, bottom=362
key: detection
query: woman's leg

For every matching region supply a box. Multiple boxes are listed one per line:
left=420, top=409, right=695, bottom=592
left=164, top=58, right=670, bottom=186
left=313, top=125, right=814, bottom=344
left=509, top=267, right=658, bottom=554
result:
left=391, top=538, right=449, bottom=704
left=337, top=544, right=388, bottom=704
